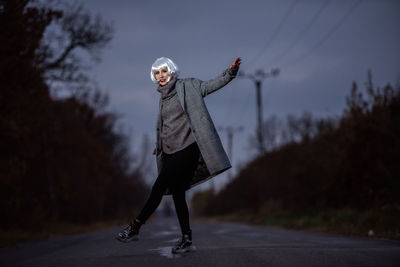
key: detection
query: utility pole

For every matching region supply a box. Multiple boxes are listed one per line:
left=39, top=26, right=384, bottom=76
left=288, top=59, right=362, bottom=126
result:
left=219, top=126, right=243, bottom=180
left=238, top=68, right=280, bottom=154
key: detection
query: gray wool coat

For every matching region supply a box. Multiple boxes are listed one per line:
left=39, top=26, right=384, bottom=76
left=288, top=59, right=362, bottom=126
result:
left=155, top=67, right=237, bottom=195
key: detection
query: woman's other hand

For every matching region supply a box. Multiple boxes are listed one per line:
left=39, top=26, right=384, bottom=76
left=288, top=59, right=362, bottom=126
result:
left=153, top=148, right=157, bottom=155
left=230, top=57, right=241, bottom=70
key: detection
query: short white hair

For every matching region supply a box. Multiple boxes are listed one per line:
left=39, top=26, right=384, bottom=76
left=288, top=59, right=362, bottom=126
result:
left=150, top=57, right=179, bottom=83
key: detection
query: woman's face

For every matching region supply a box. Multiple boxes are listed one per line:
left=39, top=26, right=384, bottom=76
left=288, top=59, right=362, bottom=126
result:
left=153, top=67, right=170, bottom=86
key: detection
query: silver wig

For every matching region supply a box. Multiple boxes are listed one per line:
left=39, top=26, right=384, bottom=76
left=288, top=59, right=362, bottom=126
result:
left=150, top=57, right=179, bottom=84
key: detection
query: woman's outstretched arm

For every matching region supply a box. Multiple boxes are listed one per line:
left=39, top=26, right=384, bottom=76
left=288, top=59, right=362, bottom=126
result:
left=192, top=57, right=241, bottom=97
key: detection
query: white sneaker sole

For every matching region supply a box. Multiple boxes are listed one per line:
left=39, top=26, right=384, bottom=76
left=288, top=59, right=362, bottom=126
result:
left=172, top=245, right=195, bottom=254
left=116, top=235, right=139, bottom=243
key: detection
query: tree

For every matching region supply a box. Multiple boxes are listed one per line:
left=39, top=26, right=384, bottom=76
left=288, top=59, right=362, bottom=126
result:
left=35, top=0, right=114, bottom=95
left=0, top=0, right=147, bottom=229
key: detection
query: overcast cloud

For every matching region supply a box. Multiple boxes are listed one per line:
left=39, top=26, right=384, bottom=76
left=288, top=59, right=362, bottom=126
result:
left=81, top=0, right=400, bottom=191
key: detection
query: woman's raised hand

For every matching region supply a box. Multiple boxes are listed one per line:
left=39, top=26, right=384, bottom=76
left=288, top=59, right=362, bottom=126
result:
left=230, top=57, right=242, bottom=70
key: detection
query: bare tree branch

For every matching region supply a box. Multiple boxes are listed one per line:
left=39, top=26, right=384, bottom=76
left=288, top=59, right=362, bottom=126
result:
left=37, top=0, right=114, bottom=87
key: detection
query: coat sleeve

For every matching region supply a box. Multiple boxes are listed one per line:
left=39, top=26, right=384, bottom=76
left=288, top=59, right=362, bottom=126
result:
left=190, top=68, right=238, bottom=97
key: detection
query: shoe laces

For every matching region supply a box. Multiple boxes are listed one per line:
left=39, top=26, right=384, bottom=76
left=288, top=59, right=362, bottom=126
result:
left=176, top=234, right=191, bottom=246
left=121, top=222, right=137, bottom=237
left=120, top=225, right=130, bottom=237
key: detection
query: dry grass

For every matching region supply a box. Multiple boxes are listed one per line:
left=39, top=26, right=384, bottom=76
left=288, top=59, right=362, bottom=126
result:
left=0, top=219, right=127, bottom=248
left=194, top=208, right=400, bottom=241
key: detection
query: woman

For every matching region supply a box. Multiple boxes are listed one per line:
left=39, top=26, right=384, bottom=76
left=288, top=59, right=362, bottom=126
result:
left=117, top=56, right=241, bottom=254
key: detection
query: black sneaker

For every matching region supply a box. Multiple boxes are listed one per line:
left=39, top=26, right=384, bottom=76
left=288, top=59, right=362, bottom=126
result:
left=172, top=230, right=194, bottom=254
left=116, top=221, right=140, bottom=242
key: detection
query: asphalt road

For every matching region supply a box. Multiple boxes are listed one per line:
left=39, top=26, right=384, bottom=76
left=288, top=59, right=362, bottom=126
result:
left=1, top=216, right=399, bottom=267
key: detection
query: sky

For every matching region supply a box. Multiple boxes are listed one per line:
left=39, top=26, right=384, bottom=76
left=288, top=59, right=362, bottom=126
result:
left=80, top=0, right=400, bottom=192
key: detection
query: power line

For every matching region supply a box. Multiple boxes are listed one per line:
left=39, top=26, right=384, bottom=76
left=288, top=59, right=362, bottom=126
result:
left=267, top=0, right=331, bottom=68
left=224, top=0, right=299, bottom=131
left=284, top=0, right=363, bottom=67
left=247, top=0, right=300, bottom=68
left=237, top=69, right=280, bottom=154
left=223, top=1, right=361, bottom=145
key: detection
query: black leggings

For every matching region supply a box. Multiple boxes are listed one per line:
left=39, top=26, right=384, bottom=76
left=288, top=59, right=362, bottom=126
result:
left=136, top=142, right=200, bottom=234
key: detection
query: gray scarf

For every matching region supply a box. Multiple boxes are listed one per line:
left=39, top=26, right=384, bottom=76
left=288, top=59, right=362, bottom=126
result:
left=156, top=77, right=177, bottom=100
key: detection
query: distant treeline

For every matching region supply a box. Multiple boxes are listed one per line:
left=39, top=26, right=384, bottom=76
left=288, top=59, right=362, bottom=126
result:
left=193, top=73, right=400, bottom=217
left=0, top=1, right=148, bottom=229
